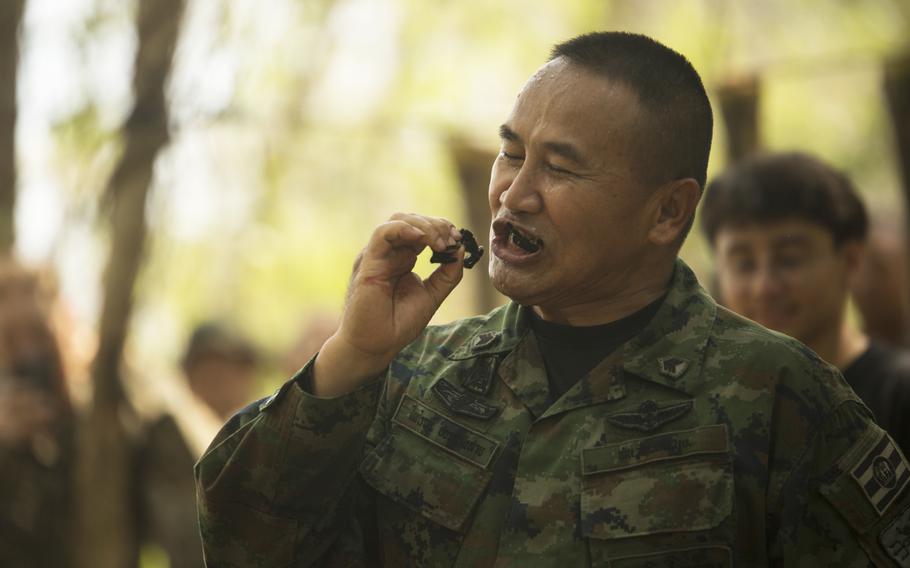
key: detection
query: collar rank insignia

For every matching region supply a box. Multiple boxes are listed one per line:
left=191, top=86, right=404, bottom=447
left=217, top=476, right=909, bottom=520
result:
left=605, top=399, right=693, bottom=432
left=432, top=378, right=501, bottom=420
left=463, top=355, right=499, bottom=395
left=658, top=357, right=689, bottom=379
left=472, top=331, right=500, bottom=350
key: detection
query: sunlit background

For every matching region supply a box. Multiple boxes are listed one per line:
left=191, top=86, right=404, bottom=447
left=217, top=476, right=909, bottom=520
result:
left=4, top=1, right=910, bottom=565
left=13, top=0, right=910, bottom=395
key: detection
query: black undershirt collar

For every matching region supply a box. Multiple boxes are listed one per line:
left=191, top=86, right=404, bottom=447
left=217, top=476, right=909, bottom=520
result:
left=529, top=295, right=665, bottom=402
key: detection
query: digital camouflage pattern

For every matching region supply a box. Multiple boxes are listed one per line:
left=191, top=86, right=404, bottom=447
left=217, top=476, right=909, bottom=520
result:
left=196, top=260, right=910, bottom=567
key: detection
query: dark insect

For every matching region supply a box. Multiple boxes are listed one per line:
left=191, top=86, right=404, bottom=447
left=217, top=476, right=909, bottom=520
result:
left=431, top=228, right=485, bottom=269
left=506, top=222, right=541, bottom=253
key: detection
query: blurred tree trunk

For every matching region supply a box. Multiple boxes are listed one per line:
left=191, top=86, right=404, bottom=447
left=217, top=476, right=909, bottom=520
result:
left=0, top=0, right=26, bottom=253
left=75, top=0, right=185, bottom=567
left=885, top=53, right=910, bottom=224
left=449, top=140, right=506, bottom=314
left=717, top=74, right=761, bottom=163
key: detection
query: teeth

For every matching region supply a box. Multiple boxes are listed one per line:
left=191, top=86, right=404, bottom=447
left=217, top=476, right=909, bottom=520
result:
left=507, top=224, right=541, bottom=253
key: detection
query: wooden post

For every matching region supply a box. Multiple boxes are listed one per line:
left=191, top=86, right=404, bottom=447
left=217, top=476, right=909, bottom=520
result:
left=449, top=141, right=507, bottom=314
left=885, top=52, right=910, bottom=226
left=717, top=74, right=761, bottom=163
left=884, top=50, right=910, bottom=344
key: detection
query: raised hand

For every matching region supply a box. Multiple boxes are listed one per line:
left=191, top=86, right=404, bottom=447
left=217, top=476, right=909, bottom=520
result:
left=313, top=213, right=465, bottom=396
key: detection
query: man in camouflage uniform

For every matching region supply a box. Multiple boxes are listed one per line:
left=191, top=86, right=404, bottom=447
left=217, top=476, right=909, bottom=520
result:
left=196, top=32, right=910, bottom=566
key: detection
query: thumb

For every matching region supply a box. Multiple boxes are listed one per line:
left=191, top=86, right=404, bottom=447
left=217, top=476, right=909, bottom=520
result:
left=423, top=248, right=465, bottom=307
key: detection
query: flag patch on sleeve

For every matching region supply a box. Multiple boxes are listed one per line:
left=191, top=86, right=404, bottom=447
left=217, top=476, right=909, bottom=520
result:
left=850, top=432, right=910, bottom=515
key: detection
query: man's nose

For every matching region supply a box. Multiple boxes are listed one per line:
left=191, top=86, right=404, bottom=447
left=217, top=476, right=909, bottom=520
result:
left=498, top=165, right=543, bottom=214
left=752, top=264, right=785, bottom=298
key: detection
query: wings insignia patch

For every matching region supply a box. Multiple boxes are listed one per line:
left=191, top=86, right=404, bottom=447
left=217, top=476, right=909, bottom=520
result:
left=605, top=400, right=694, bottom=432
left=432, top=378, right=501, bottom=420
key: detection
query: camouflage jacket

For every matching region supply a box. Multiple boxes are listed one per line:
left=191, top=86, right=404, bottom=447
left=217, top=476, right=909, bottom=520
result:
left=196, top=260, right=910, bottom=567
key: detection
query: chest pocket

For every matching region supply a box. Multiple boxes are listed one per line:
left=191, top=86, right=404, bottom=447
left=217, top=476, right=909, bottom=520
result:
left=580, top=424, right=733, bottom=541
left=359, top=394, right=498, bottom=532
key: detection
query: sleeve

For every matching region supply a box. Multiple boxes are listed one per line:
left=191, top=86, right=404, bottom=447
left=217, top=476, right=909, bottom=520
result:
left=769, top=399, right=910, bottom=567
left=883, top=368, right=910, bottom=460
left=194, top=359, right=385, bottom=568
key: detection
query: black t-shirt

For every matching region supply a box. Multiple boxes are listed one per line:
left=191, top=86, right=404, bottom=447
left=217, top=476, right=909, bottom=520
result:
left=843, top=341, right=910, bottom=456
left=530, top=296, right=664, bottom=402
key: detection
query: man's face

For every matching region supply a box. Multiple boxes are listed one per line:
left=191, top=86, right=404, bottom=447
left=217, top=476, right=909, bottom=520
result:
left=851, top=229, right=909, bottom=343
left=488, top=59, right=658, bottom=313
left=188, top=358, right=256, bottom=419
left=713, top=219, right=857, bottom=344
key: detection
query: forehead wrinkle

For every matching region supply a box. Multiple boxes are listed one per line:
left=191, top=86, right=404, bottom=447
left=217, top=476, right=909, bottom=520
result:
left=506, top=60, right=646, bottom=177
left=510, top=83, right=590, bottom=158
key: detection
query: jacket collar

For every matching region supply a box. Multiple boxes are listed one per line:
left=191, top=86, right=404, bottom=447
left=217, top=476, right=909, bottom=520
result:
left=446, top=301, right=529, bottom=361
left=545, top=259, right=716, bottom=418
left=446, top=259, right=717, bottom=419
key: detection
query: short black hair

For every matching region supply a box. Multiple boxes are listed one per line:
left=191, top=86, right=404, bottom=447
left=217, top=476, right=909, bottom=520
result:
left=182, top=322, right=258, bottom=373
left=550, top=32, right=713, bottom=189
left=700, top=152, right=868, bottom=247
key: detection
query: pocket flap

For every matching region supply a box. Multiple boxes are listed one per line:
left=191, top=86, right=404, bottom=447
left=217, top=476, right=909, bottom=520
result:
left=581, top=424, right=733, bottom=540
left=359, top=395, right=497, bottom=532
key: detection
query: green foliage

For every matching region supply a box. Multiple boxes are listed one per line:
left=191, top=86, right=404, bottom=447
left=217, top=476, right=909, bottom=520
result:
left=34, top=0, right=910, bottom=392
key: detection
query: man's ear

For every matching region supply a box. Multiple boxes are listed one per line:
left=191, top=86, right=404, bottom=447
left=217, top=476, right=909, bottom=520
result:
left=842, top=239, right=865, bottom=282
left=648, top=178, right=702, bottom=246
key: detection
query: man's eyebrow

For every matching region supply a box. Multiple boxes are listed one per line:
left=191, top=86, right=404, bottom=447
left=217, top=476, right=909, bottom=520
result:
left=499, top=125, right=587, bottom=166
left=723, top=241, right=753, bottom=257
left=499, top=124, right=519, bottom=142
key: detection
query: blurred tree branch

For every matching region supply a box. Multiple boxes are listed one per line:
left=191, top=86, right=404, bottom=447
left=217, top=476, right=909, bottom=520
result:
left=75, top=0, right=186, bottom=566
left=0, top=0, right=26, bottom=253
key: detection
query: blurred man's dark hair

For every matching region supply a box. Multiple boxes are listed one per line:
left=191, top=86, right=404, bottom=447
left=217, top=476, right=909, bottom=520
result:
left=700, top=151, right=868, bottom=247
left=551, top=31, right=713, bottom=190
left=181, top=322, right=258, bottom=374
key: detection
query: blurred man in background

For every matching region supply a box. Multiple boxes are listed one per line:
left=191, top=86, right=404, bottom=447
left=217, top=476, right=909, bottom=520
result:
left=281, top=312, right=339, bottom=378
left=0, top=259, right=75, bottom=567
left=701, top=151, right=910, bottom=455
left=138, top=322, right=259, bottom=568
left=852, top=209, right=910, bottom=347
left=180, top=322, right=259, bottom=421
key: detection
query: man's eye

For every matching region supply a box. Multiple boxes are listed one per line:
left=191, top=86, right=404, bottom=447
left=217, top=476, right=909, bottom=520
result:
left=499, top=151, right=524, bottom=163
left=732, top=259, right=756, bottom=274
left=546, top=163, right=573, bottom=176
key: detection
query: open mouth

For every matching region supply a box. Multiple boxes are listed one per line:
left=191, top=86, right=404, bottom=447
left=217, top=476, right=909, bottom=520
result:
left=506, top=222, right=543, bottom=253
